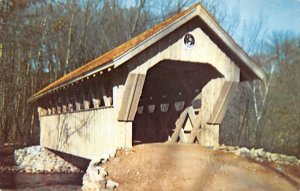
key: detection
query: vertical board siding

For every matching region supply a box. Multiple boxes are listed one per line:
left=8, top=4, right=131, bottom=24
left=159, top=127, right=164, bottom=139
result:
left=40, top=108, right=121, bottom=159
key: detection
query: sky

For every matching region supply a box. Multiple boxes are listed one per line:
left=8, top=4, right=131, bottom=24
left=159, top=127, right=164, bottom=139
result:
left=219, top=0, right=300, bottom=34
left=191, top=0, right=300, bottom=53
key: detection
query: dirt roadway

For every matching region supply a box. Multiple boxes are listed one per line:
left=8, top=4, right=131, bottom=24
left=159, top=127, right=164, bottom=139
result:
left=104, top=143, right=300, bottom=191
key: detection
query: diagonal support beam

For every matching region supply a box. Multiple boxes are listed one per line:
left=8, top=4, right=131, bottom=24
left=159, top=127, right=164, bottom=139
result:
left=207, top=81, right=238, bottom=124
left=118, top=73, right=146, bottom=121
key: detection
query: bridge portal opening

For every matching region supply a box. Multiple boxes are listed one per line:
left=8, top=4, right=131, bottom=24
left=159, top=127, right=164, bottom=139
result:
left=132, top=60, right=223, bottom=145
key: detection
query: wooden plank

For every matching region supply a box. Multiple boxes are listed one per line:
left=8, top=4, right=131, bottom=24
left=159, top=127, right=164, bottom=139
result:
left=207, top=81, right=238, bottom=124
left=37, top=107, right=47, bottom=117
left=90, top=82, right=100, bottom=108
left=125, top=122, right=132, bottom=148
left=118, top=73, right=138, bottom=120
left=65, top=90, right=74, bottom=112
left=118, top=73, right=146, bottom=121
left=170, top=108, right=188, bottom=143
left=187, top=106, right=201, bottom=129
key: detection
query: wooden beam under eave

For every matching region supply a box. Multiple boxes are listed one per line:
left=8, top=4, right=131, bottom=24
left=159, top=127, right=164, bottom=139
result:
left=81, top=87, right=90, bottom=110
left=207, top=81, right=238, bottom=124
left=90, top=81, right=100, bottom=108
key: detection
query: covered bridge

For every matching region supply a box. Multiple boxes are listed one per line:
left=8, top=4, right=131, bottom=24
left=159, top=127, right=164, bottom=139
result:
left=28, top=3, right=265, bottom=160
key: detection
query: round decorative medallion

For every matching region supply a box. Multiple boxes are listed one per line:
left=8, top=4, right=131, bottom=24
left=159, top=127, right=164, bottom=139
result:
left=183, top=33, right=195, bottom=48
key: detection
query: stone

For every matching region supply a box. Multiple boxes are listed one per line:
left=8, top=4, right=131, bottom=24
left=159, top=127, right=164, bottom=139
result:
left=90, top=158, right=106, bottom=167
left=219, top=144, right=226, bottom=150
left=87, top=166, right=107, bottom=182
left=261, top=151, right=270, bottom=159
left=285, top=156, right=297, bottom=163
left=270, top=153, right=279, bottom=161
left=279, top=154, right=287, bottom=159
left=35, top=161, right=45, bottom=170
left=275, top=161, right=284, bottom=164
left=106, top=180, right=119, bottom=189
left=267, top=158, right=272, bottom=162
left=24, top=167, right=32, bottom=173
left=249, top=151, right=257, bottom=158
left=82, top=181, right=105, bottom=191
left=13, top=145, right=81, bottom=174
left=255, top=158, right=263, bottom=162
left=239, top=147, right=250, bottom=156
left=255, top=148, right=264, bottom=157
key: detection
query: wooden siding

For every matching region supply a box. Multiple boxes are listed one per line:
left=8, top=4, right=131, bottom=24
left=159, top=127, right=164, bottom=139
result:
left=125, top=18, right=238, bottom=80
left=40, top=107, right=131, bottom=159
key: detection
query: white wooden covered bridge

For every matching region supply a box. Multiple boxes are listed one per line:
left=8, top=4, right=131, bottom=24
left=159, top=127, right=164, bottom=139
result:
left=28, top=3, right=265, bottom=160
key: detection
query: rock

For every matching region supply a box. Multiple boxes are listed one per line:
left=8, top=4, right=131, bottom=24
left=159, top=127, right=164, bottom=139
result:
left=90, top=158, right=106, bottom=167
left=285, top=156, right=297, bottom=163
left=82, top=181, right=105, bottom=191
left=279, top=154, right=287, bottom=159
left=219, top=144, right=226, bottom=150
left=83, top=165, right=107, bottom=184
left=24, top=167, right=32, bottom=173
left=249, top=151, right=257, bottom=158
left=239, top=147, right=250, bottom=156
left=13, top=145, right=81, bottom=174
left=261, top=151, right=270, bottom=159
left=276, top=160, right=284, bottom=165
left=267, top=158, right=272, bottom=162
left=82, top=149, right=119, bottom=191
left=106, top=180, right=119, bottom=189
left=270, top=153, right=279, bottom=161
left=255, top=148, right=264, bottom=157
left=255, top=158, right=263, bottom=162
left=35, top=161, right=45, bottom=170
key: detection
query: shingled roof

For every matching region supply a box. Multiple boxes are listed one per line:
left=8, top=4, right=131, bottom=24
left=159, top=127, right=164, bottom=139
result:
left=28, top=3, right=265, bottom=102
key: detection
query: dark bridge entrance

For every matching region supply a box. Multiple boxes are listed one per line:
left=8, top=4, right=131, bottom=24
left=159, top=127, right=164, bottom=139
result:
left=132, top=60, right=223, bottom=145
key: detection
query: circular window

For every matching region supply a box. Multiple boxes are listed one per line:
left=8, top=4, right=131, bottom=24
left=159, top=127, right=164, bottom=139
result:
left=183, top=33, right=195, bottom=48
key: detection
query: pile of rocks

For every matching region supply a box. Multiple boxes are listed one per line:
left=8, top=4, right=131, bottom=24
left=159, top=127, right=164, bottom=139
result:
left=82, top=149, right=119, bottom=191
left=216, top=145, right=300, bottom=166
left=14, top=146, right=82, bottom=173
